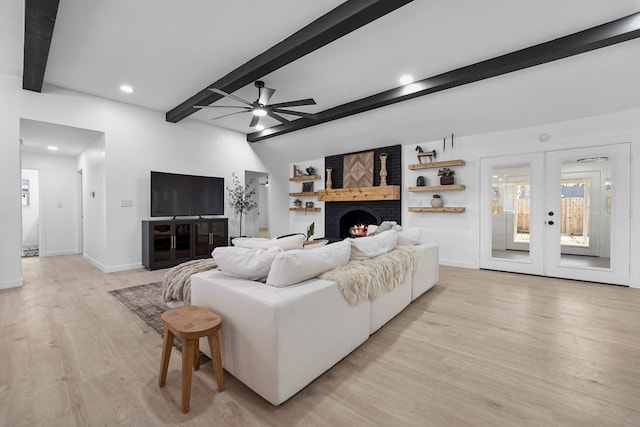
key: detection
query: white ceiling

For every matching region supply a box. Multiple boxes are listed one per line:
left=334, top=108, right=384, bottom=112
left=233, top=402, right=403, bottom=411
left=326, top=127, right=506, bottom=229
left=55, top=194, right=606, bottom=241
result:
left=20, top=119, right=103, bottom=157
left=4, top=1, right=640, bottom=141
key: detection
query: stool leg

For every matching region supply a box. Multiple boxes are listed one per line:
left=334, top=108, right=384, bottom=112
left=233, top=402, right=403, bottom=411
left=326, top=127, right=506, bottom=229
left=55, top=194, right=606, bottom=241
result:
left=193, top=337, right=200, bottom=371
left=207, top=332, right=225, bottom=391
left=159, top=328, right=174, bottom=387
left=181, top=338, right=194, bottom=413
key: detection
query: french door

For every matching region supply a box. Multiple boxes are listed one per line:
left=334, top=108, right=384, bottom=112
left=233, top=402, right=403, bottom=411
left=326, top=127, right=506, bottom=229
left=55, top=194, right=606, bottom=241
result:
left=480, top=144, right=630, bottom=285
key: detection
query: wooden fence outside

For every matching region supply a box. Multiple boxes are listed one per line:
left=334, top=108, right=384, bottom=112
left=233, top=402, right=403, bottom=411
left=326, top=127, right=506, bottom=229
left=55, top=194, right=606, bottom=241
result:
left=516, top=198, right=584, bottom=234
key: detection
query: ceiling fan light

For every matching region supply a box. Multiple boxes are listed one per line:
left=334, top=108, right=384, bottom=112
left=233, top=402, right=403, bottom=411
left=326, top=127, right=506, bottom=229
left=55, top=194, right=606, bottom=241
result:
left=252, top=108, right=267, bottom=117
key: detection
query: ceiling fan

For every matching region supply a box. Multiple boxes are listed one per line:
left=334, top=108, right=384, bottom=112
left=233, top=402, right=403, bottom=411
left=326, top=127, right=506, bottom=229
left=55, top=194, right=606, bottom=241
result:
left=195, top=81, right=318, bottom=128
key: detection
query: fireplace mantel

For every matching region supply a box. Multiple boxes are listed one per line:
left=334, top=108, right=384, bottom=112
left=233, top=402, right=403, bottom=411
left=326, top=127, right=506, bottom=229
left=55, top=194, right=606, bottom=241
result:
left=317, top=185, right=400, bottom=202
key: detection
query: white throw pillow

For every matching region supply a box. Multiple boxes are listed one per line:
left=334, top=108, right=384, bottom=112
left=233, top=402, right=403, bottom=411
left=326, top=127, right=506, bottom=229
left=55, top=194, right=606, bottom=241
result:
left=396, top=228, right=421, bottom=245
left=374, top=221, right=402, bottom=234
left=212, top=246, right=281, bottom=280
left=349, top=230, right=398, bottom=260
left=266, top=240, right=351, bottom=287
left=232, top=234, right=305, bottom=251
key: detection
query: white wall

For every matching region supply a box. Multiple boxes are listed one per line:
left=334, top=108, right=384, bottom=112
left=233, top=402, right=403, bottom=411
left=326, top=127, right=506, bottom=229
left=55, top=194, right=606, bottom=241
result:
left=77, top=135, right=107, bottom=266
left=255, top=108, right=640, bottom=288
left=0, top=72, right=267, bottom=287
left=21, top=168, right=39, bottom=247
left=21, top=152, right=79, bottom=256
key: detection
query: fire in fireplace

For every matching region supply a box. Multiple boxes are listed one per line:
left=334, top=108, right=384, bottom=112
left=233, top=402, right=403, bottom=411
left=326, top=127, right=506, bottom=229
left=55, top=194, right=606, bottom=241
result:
left=349, top=224, right=368, bottom=237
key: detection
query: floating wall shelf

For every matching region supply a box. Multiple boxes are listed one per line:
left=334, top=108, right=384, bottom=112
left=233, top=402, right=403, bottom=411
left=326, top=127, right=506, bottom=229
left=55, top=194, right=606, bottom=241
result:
left=288, top=192, right=317, bottom=197
left=317, top=185, right=400, bottom=202
left=408, top=159, right=465, bottom=170
left=408, top=184, right=465, bottom=192
left=289, top=207, right=321, bottom=212
left=408, top=207, right=465, bottom=213
left=289, top=175, right=321, bottom=181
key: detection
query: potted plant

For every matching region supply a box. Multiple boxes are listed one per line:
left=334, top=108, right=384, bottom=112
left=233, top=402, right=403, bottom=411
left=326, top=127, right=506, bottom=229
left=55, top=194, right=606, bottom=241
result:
left=293, top=198, right=302, bottom=208
left=306, top=222, right=315, bottom=240
left=438, top=168, right=455, bottom=185
left=431, top=194, right=444, bottom=208
left=226, top=172, right=257, bottom=237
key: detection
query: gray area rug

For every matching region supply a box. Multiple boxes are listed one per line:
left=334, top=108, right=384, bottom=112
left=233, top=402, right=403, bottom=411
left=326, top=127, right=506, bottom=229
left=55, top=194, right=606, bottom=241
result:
left=108, top=282, right=210, bottom=363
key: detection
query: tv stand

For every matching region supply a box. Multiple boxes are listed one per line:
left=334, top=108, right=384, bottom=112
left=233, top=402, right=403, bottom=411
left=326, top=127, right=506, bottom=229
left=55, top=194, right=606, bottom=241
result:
left=142, top=218, right=228, bottom=270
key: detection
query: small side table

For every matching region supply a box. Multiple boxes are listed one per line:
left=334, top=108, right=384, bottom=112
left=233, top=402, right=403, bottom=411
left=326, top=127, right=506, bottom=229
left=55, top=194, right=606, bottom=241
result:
left=158, top=305, right=224, bottom=413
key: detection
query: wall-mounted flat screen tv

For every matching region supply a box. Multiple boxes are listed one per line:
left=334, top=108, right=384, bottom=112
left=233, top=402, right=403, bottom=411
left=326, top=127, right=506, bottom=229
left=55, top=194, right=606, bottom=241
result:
left=151, top=171, right=224, bottom=217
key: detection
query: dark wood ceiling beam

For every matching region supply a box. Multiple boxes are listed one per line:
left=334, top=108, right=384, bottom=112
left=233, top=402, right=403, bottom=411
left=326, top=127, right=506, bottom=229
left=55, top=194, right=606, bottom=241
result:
left=248, top=11, right=640, bottom=142
left=23, top=0, right=60, bottom=92
left=165, top=0, right=414, bottom=123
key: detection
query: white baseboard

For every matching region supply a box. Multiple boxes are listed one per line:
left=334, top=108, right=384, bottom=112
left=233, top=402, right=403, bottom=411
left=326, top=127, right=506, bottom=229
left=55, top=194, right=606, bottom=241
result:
left=82, top=254, right=142, bottom=273
left=39, top=249, right=79, bottom=257
left=103, top=263, right=144, bottom=273
left=82, top=253, right=108, bottom=272
left=0, top=278, right=23, bottom=289
left=439, top=259, right=477, bottom=269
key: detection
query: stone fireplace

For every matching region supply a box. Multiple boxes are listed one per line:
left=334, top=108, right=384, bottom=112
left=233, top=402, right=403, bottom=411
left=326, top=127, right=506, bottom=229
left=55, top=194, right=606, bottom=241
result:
left=324, top=145, right=402, bottom=241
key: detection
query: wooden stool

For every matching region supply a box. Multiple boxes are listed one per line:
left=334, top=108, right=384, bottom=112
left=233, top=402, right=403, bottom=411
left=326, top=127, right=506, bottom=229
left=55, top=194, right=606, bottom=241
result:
left=158, top=305, right=224, bottom=413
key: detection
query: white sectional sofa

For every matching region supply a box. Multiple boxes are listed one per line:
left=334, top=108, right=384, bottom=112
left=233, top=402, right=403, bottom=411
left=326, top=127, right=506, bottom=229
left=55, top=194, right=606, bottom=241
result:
left=190, top=240, right=439, bottom=405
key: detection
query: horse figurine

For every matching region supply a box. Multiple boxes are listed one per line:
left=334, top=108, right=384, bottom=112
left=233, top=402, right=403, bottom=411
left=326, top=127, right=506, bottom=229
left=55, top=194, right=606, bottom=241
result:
left=416, top=146, right=437, bottom=164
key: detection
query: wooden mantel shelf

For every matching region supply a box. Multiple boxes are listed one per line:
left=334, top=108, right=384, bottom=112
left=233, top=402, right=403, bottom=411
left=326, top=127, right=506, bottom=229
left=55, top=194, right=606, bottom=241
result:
left=317, top=185, right=400, bottom=202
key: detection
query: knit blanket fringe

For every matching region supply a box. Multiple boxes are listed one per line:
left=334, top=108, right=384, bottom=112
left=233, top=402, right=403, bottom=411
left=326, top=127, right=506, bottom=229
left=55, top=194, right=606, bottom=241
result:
left=319, top=245, right=419, bottom=306
left=162, top=258, right=218, bottom=304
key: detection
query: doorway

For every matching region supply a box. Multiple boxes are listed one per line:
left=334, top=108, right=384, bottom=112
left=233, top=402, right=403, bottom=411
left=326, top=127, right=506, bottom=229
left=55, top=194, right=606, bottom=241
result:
left=21, top=169, right=40, bottom=257
left=480, top=143, right=630, bottom=285
left=244, top=171, right=269, bottom=238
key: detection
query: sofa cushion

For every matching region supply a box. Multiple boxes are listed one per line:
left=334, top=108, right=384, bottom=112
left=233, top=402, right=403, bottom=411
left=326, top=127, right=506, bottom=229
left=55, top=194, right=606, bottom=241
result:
left=396, top=228, right=421, bottom=246
left=232, top=234, right=305, bottom=251
left=212, top=246, right=281, bottom=280
left=266, top=240, right=351, bottom=288
left=349, top=230, right=398, bottom=260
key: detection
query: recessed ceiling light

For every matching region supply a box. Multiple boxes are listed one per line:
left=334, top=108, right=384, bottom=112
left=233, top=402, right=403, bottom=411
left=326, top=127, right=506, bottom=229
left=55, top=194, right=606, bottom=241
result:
left=256, top=124, right=265, bottom=131
left=47, top=145, right=59, bottom=151
left=399, top=74, right=414, bottom=85
left=120, top=85, right=134, bottom=93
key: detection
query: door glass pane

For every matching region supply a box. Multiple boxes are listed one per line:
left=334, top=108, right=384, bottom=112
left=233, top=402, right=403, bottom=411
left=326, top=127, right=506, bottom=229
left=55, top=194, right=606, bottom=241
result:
left=559, top=158, right=610, bottom=268
left=491, top=163, right=531, bottom=261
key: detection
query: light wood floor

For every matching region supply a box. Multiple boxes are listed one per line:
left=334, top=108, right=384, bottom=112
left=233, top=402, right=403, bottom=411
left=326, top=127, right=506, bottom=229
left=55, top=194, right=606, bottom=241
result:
left=2, top=255, right=640, bottom=426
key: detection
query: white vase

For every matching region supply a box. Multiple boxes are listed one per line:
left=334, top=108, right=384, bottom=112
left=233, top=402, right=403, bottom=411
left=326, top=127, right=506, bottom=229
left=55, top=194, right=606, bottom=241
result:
left=431, top=196, right=443, bottom=208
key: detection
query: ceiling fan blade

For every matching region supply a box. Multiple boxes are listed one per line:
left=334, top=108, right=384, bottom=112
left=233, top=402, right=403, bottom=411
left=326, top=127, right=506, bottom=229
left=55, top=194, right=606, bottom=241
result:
left=210, top=110, right=249, bottom=121
left=194, top=105, right=250, bottom=109
left=207, top=88, right=253, bottom=106
left=272, top=108, right=318, bottom=120
left=249, top=115, right=260, bottom=128
left=268, top=98, right=316, bottom=108
left=266, top=110, right=291, bottom=124
left=258, top=87, right=275, bottom=105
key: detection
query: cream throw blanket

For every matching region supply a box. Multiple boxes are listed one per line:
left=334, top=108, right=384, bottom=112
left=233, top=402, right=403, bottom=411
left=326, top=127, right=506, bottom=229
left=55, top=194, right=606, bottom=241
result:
left=319, top=245, right=419, bottom=306
left=162, top=258, right=218, bottom=304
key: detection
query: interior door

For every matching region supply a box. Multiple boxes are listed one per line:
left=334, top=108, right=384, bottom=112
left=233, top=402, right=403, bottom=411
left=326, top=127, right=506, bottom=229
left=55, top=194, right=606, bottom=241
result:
left=480, top=143, right=630, bottom=286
